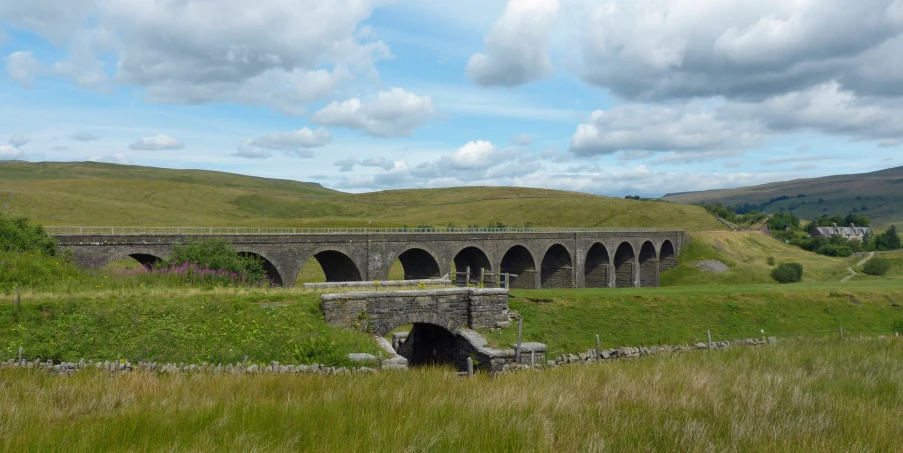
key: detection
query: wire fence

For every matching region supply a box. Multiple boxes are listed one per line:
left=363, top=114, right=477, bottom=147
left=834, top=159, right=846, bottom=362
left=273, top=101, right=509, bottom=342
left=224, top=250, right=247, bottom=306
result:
left=45, top=226, right=684, bottom=236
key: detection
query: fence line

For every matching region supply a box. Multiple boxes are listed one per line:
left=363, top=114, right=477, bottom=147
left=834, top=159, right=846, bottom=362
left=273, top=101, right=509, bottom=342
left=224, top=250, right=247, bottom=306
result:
left=45, top=226, right=684, bottom=236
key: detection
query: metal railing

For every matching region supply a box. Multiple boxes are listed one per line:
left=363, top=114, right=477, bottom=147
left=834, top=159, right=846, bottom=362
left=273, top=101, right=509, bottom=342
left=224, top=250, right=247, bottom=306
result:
left=45, top=226, right=683, bottom=236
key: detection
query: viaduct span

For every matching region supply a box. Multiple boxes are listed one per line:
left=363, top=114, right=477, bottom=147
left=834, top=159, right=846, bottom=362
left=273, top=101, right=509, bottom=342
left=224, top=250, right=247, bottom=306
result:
left=50, top=227, right=685, bottom=289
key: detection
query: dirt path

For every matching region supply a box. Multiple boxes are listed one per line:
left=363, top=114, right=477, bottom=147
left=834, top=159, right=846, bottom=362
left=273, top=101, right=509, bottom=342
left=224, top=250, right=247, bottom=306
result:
left=842, top=252, right=875, bottom=282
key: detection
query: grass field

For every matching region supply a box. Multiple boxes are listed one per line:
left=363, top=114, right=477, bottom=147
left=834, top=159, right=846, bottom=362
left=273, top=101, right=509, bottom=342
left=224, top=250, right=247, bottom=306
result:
left=0, top=161, right=726, bottom=231
left=1, top=339, right=901, bottom=451
left=663, top=165, right=903, bottom=228
left=661, top=230, right=851, bottom=286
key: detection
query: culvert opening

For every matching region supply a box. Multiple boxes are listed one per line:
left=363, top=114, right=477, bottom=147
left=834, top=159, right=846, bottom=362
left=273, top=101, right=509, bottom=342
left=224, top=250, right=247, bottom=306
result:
left=396, top=323, right=458, bottom=368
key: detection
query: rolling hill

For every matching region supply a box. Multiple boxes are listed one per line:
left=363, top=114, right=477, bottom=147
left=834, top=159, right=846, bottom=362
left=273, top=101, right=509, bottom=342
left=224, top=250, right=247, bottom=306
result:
left=0, top=161, right=726, bottom=231
left=663, top=166, right=903, bottom=228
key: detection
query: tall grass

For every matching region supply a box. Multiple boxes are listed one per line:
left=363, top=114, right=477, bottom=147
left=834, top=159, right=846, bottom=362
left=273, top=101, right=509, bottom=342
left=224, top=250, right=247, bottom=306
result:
left=0, top=339, right=900, bottom=451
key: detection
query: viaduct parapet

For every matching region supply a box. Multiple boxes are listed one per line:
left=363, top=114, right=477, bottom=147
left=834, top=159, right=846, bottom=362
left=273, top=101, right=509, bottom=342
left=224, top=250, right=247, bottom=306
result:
left=50, top=227, right=685, bottom=289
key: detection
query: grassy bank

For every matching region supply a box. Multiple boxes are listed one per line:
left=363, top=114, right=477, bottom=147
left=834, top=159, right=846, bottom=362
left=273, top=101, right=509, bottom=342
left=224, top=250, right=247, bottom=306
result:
left=661, top=231, right=851, bottom=286
left=1, top=339, right=901, bottom=451
left=0, top=289, right=379, bottom=366
left=488, top=282, right=903, bottom=356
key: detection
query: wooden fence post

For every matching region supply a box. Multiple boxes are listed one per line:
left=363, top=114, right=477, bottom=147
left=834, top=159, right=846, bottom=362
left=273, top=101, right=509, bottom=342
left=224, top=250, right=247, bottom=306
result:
left=515, top=317, right=524, bottom=364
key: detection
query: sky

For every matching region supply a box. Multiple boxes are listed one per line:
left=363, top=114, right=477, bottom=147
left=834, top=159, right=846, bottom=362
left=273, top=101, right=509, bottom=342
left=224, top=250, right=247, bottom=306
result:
left=1, top=0, right=902, bottom=197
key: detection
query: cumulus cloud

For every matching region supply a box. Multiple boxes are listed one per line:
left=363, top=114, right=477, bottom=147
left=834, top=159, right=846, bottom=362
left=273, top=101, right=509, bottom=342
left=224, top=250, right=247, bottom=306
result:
left=232, top=143, right=272, bottom=160
left=6, top=51, right=43, bottom=88
left=233, top=128, right=331, bottom=159
left=577, top=0, right=903, bottom=101
left=313, top=88, right=435, bottom=137
left=129, top=134, right=184, bottom=151
left=569, top=104, right=761, bottom=157
left=510, top=133, right=534, bottom=146
left=0, top=0, right=391, bottom=113
left=70, top=132, right=99, bottom=141
left=361, top=156, right=394, bottom=170
left=334, top=157, right=358, bottom=172
left=9, top=135, right=30, bottom=148
left=0, top=135, right=30, bottom=160
left=466, top=0, right=559, bottom=87
left=90, top=153, right=130, bottom=165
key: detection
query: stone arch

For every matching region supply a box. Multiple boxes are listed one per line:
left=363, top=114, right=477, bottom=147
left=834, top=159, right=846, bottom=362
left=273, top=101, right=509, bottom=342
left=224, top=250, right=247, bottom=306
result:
left=305, top=250, right=362, bottom=283
left=613, top=242, right=635, bottom=288
left=639, top=241, right=658, bottom=288
left=127, top=253, right=165, bottom=269
left=237, top=252, right=284, bottom=287
left=397, top=248, right=442, bottom=280
left=584, top=243, right=610, bottom=288
left=540, top=244, right=574, bottom=289
left=500, top=245, right=537, bottom=289
left=371, top=312, right=464, bottom=337
left=659, top=240, right=677, bottom=272
left=453, top=246, right=492, bottom=284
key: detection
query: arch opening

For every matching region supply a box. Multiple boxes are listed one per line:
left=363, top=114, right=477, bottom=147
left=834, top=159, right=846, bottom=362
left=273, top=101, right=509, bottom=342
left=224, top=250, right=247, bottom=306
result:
left=102, top=254, right=164, bottom=273
left=639, top=241, right=658, bottom=288
left=584, top=243, right=610, bottom=288
left=540, top=244, right=574, bottom=289
left=396, top=323, right=459, bottom=368
left=453, top=247, right=492, bottom=285
left=311, top=250, right=362, bottom=282
left=614, top=243, right=636, bottom=288
left=129, top=253, right=163, bottom=269
left=238, top=252, right=284, bottom=287
left=660, top=240, right=677, bottom=272
left=396, top=248, right=441, bottom=280
left=500, top=245, right=536, bottom=289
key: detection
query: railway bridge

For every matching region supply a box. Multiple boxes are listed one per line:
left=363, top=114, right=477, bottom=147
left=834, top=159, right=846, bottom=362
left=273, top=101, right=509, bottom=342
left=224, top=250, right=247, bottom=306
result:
left=49, top=227, right=685, bottom=289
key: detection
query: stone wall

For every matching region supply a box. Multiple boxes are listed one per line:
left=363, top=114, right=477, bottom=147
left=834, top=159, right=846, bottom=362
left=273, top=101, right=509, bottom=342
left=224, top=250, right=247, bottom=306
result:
left=584, top=263, right=609, bottom=288
left=320, top=288, right=509, bottom=336
left=640, top=260, right=659, bottom=287
left=660, top=257, right=678, bottom=272
left=616, top=263, right=634, bottom=288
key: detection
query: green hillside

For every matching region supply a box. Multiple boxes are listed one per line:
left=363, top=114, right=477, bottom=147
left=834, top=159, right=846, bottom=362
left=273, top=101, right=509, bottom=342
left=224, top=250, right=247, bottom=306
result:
left=663, top=166, right=903, bottom=228
left=0, top=161, right=725, bottom=231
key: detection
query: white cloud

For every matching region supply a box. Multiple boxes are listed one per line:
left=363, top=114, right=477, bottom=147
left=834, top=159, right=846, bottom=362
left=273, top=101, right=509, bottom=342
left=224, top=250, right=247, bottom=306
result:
left=9, top=135, right=30, bottom=148
left=361, top=156, right=394, bottom=170
left=129, top=134, right=185, bottom=151
left=70, top=132, right=100, bottom=141
left=1, top=0, right=391, bottom=113
left=569, top=104, right=762, bottom=156
left=232, top=143, right=273, bottom=160
left=510, top=133, right=534, bottom=146
left=247, top=128, right=333, bottom=151
left=466, top=0, right=559, bottom=87
left=0, top=145, right=23, bottom=160
left=6, top=51, right=43, bottom=88
left=334, top=157, right=358, bottom=172
left=312, top=88, right=435, bottom=137
left=90, top=153, right=130, bottom=165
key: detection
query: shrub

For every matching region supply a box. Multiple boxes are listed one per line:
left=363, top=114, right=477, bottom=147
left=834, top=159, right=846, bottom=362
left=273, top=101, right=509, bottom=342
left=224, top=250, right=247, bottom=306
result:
left=771, top=262, right=803, bottom=284
left=766, top=256, right=776, bottom=266
left=0, top=214, right=58, bottom=256
left=815, top=244, right=853, bottom=257
left=862, top=258, right=891, bottom=276
left=165, top=238, right=268, bottom=284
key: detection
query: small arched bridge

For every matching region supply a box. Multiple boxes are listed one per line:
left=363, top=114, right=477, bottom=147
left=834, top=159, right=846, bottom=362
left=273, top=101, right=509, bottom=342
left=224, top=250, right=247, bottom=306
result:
left=49, top=227, right=685, bottom=289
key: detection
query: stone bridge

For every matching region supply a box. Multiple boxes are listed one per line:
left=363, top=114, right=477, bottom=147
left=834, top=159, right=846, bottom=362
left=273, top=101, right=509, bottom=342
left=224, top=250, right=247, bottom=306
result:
left=50, top=227, right=685, bottom=289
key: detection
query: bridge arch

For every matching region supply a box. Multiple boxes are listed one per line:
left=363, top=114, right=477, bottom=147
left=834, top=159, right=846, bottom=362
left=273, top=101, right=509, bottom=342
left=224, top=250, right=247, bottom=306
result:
left=302, top=250, right=363, bottom=283
left=453, top=246, right=492, bottom=284
left=659, top=240, right=677, bottom=272
left=93, top=249, right=169, bottom=271
left=584, top=243, right=610, bottom=288
left=237, top=251, right=284, bottom=287
left=500, top=245, right=537, bottom=289
left=372, top=312, right=464, bottom=337
left=541, top=244, right=574, bottom=289
left=639, top=241, right=658, bottom=288
left=397, top=248, right=442, bottom=280
left=613, top=242, right=636, bottom=288
left=127, top=253, right=164, bottom=269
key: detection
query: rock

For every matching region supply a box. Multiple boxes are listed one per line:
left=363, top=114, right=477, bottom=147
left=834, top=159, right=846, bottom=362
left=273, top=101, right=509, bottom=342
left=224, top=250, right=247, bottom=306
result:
left=347, top=353, right=377, bottom=363
left=246, top=364, right=259, bottom=373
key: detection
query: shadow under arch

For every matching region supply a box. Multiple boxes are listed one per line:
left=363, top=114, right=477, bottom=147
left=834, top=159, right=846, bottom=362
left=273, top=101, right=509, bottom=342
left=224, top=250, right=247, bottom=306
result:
left=613, top=242, right=635, bottom=288
left=638, top=241, right=658, bottom=288
left=659, top=240, right=677, bottom=272
left=128, top=253, right=165, bottom=269
left=453, top=246, right=492, bottom=284
left=396, top=248, right=442, bottom=280
left=307, top=250, right=362, bottom=283
left=376, top=312, right=466, bottom=369
left=500, top=245, right=536, bottom=289
left=238, top=252, right=284, bottom=287
left=584, top=243, right=610, bottom=288
left=541, top=244, right=574, bottom=288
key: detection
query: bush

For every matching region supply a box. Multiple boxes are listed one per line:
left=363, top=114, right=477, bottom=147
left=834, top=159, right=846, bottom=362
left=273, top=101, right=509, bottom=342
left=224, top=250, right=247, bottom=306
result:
left=0, top=215, right=58, bottom=256
left=165, top=238, right=268, bottom=284
left=771, top=263, right=803, bottom=284
left=815, top=245, right=853, bottom=257
left=766, top=256, right=776, bottom=266
left=862, top=258, right=891, bottom=276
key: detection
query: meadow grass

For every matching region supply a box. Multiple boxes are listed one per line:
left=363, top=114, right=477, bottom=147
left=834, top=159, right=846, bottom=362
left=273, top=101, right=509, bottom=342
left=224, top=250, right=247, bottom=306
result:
left=0, top=162, right=726, bottom=231
left=662, top=231, right=852, bottom=286
left=0, top=339, right=901, bottom=452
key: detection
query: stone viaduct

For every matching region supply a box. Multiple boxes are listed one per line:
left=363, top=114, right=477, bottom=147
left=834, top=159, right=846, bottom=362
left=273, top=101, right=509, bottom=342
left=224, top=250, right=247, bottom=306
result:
left=50, top=227, right=685, bottom=289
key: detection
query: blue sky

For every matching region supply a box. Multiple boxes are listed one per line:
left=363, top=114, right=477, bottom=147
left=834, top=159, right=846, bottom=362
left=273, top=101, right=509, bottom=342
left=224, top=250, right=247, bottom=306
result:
left=1, top=0, right=902, bottom=196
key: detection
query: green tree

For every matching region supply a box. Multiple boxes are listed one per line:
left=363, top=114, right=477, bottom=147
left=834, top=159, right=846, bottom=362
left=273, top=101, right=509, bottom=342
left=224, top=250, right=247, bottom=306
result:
left=0, top=214, right=58, bottom=256
left=874, top=225, right=901, bottom=251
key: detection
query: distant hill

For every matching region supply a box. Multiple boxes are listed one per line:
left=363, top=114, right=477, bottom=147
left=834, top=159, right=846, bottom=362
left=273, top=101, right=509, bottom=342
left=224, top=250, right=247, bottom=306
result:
left=663, top=166, right=903, bottom=228
left=0, top=161, right=726, bottom=232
